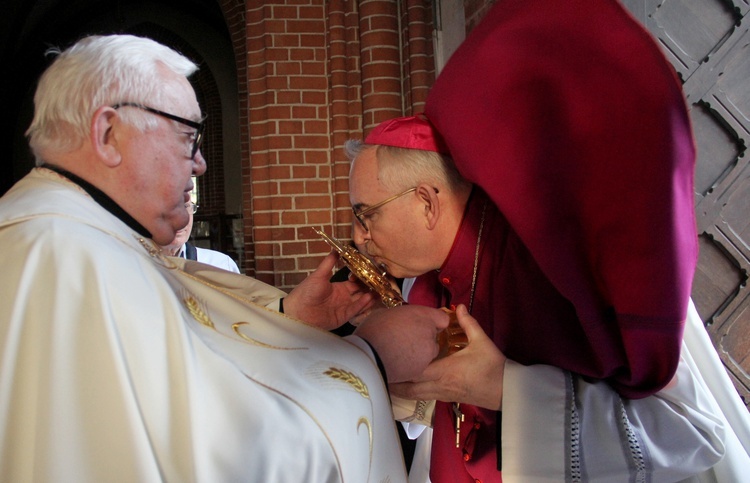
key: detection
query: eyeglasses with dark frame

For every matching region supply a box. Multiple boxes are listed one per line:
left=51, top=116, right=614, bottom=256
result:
left=352, top=187, right=417, bottom=233
left=112, top=102, right=205, bottom=159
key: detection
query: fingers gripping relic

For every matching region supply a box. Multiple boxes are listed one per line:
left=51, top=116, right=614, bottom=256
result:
left=314, top=227, right=467, bottom=358
left=314, top=227, right=404, bottom=308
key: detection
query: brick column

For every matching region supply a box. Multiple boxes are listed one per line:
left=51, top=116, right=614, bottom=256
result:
left=359, top=0, right=403, bottom=130
left=328, top=0, right=364, bottom=238
left=243, top=1, right=333, bottom=289
left=220, top=0, right=438, bottom=289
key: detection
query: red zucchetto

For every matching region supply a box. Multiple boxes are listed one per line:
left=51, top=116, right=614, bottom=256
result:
left=365, top=114, right=450, bottom=155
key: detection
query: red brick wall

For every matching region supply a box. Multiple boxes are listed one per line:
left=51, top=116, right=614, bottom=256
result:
left=399, top=0, right=435, bottom=117
left=242, top=1, right=331, bottom=288
left=220, top=0, right=437, bottom=291
left=328, top=0, right=364, bottom=240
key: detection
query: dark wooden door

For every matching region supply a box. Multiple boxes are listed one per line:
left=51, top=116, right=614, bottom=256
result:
left=621, top=0, right=750, bottom=409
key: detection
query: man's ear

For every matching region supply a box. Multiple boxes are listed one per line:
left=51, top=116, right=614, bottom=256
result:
left=417, top=183, right=441, bottom=230
left=91, top=106, right=123, bottom=167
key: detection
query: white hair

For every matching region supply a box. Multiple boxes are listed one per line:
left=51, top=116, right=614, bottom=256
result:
left=345, top=139, right=471, bottom=194
left=26, top=34, right=198, bottom=163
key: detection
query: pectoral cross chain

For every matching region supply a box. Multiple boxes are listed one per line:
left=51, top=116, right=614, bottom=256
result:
left=452, top=403, right=464, bottom=448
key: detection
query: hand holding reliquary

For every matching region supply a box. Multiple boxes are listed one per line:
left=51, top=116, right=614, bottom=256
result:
left=314, top=227, right=466, bottom=358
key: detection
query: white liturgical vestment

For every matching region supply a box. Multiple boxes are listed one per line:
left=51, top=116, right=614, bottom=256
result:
left=0, top=168, right=407, bottom=482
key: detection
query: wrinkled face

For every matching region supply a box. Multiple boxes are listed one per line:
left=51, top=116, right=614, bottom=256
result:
left=117, top=67, right=206, bottom=245
left=349, top=147, right=430, bottom=279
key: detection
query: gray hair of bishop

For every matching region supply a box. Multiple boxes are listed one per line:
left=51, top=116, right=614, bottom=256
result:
left=345, top=139, right=471, bottom=195
left=26, top=34, right=198, bottom=164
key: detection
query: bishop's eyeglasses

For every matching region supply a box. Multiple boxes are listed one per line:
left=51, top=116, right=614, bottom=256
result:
left=352, top=187, right=416, bottom=232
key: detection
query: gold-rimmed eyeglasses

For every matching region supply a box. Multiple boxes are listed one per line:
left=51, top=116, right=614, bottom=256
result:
left=352, top=187, right=416, bottom=232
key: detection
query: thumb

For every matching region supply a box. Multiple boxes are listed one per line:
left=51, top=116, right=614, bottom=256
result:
left=312, top=251, right=338, bottom=278
left=454, top=304, right=484, bottom=341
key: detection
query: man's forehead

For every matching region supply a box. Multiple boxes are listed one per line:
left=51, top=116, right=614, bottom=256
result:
left=159, top=70, right=201, bottom=119
left=350, top=146, right=379, bottom=177
left=349, top=149, right=380, bottom=193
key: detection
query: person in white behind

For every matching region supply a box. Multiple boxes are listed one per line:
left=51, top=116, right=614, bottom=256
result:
left=160, top=200, right=240, bottom=273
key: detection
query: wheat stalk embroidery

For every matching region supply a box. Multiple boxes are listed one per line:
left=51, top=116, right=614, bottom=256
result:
left=184, top=295, right=215, bottom=329
left=324, top=367, right=370, bottom=399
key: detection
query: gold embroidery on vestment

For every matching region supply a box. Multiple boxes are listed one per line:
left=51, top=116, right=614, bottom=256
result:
left=184, top=295, right=215, bottom=329
left=137, top=237, right=161, bottom=257
left=232, top=322, right=307, bottom=350
left=324, top=367, right=370, bottom=399
left=245, top=376, right=347, bottom=478
left=358, top=416, right=374, bottom=475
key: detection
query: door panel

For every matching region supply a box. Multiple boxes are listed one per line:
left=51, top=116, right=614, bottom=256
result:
left=624, top=0, right=750, bottom=408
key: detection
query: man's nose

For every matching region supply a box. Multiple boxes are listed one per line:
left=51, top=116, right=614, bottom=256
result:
left=193, top=149, right=207, bottom=176
left=351, top=218, right=370, bottom=247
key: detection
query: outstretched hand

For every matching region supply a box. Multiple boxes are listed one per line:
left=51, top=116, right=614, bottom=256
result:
left=283, top=252, right=376, bottom=330
left=389, top=304, right=506, bottom=410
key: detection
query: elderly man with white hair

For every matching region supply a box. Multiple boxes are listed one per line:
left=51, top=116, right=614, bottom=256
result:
left=0, top=34, right=448, bottom=482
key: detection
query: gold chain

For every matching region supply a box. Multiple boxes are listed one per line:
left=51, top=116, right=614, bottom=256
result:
left=468, top=200, right=487, bottom=314
left=455, top=198, right=488, bottom=447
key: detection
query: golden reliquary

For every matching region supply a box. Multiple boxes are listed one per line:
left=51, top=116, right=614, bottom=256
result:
left=314, top=227, right=467, bottom=358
